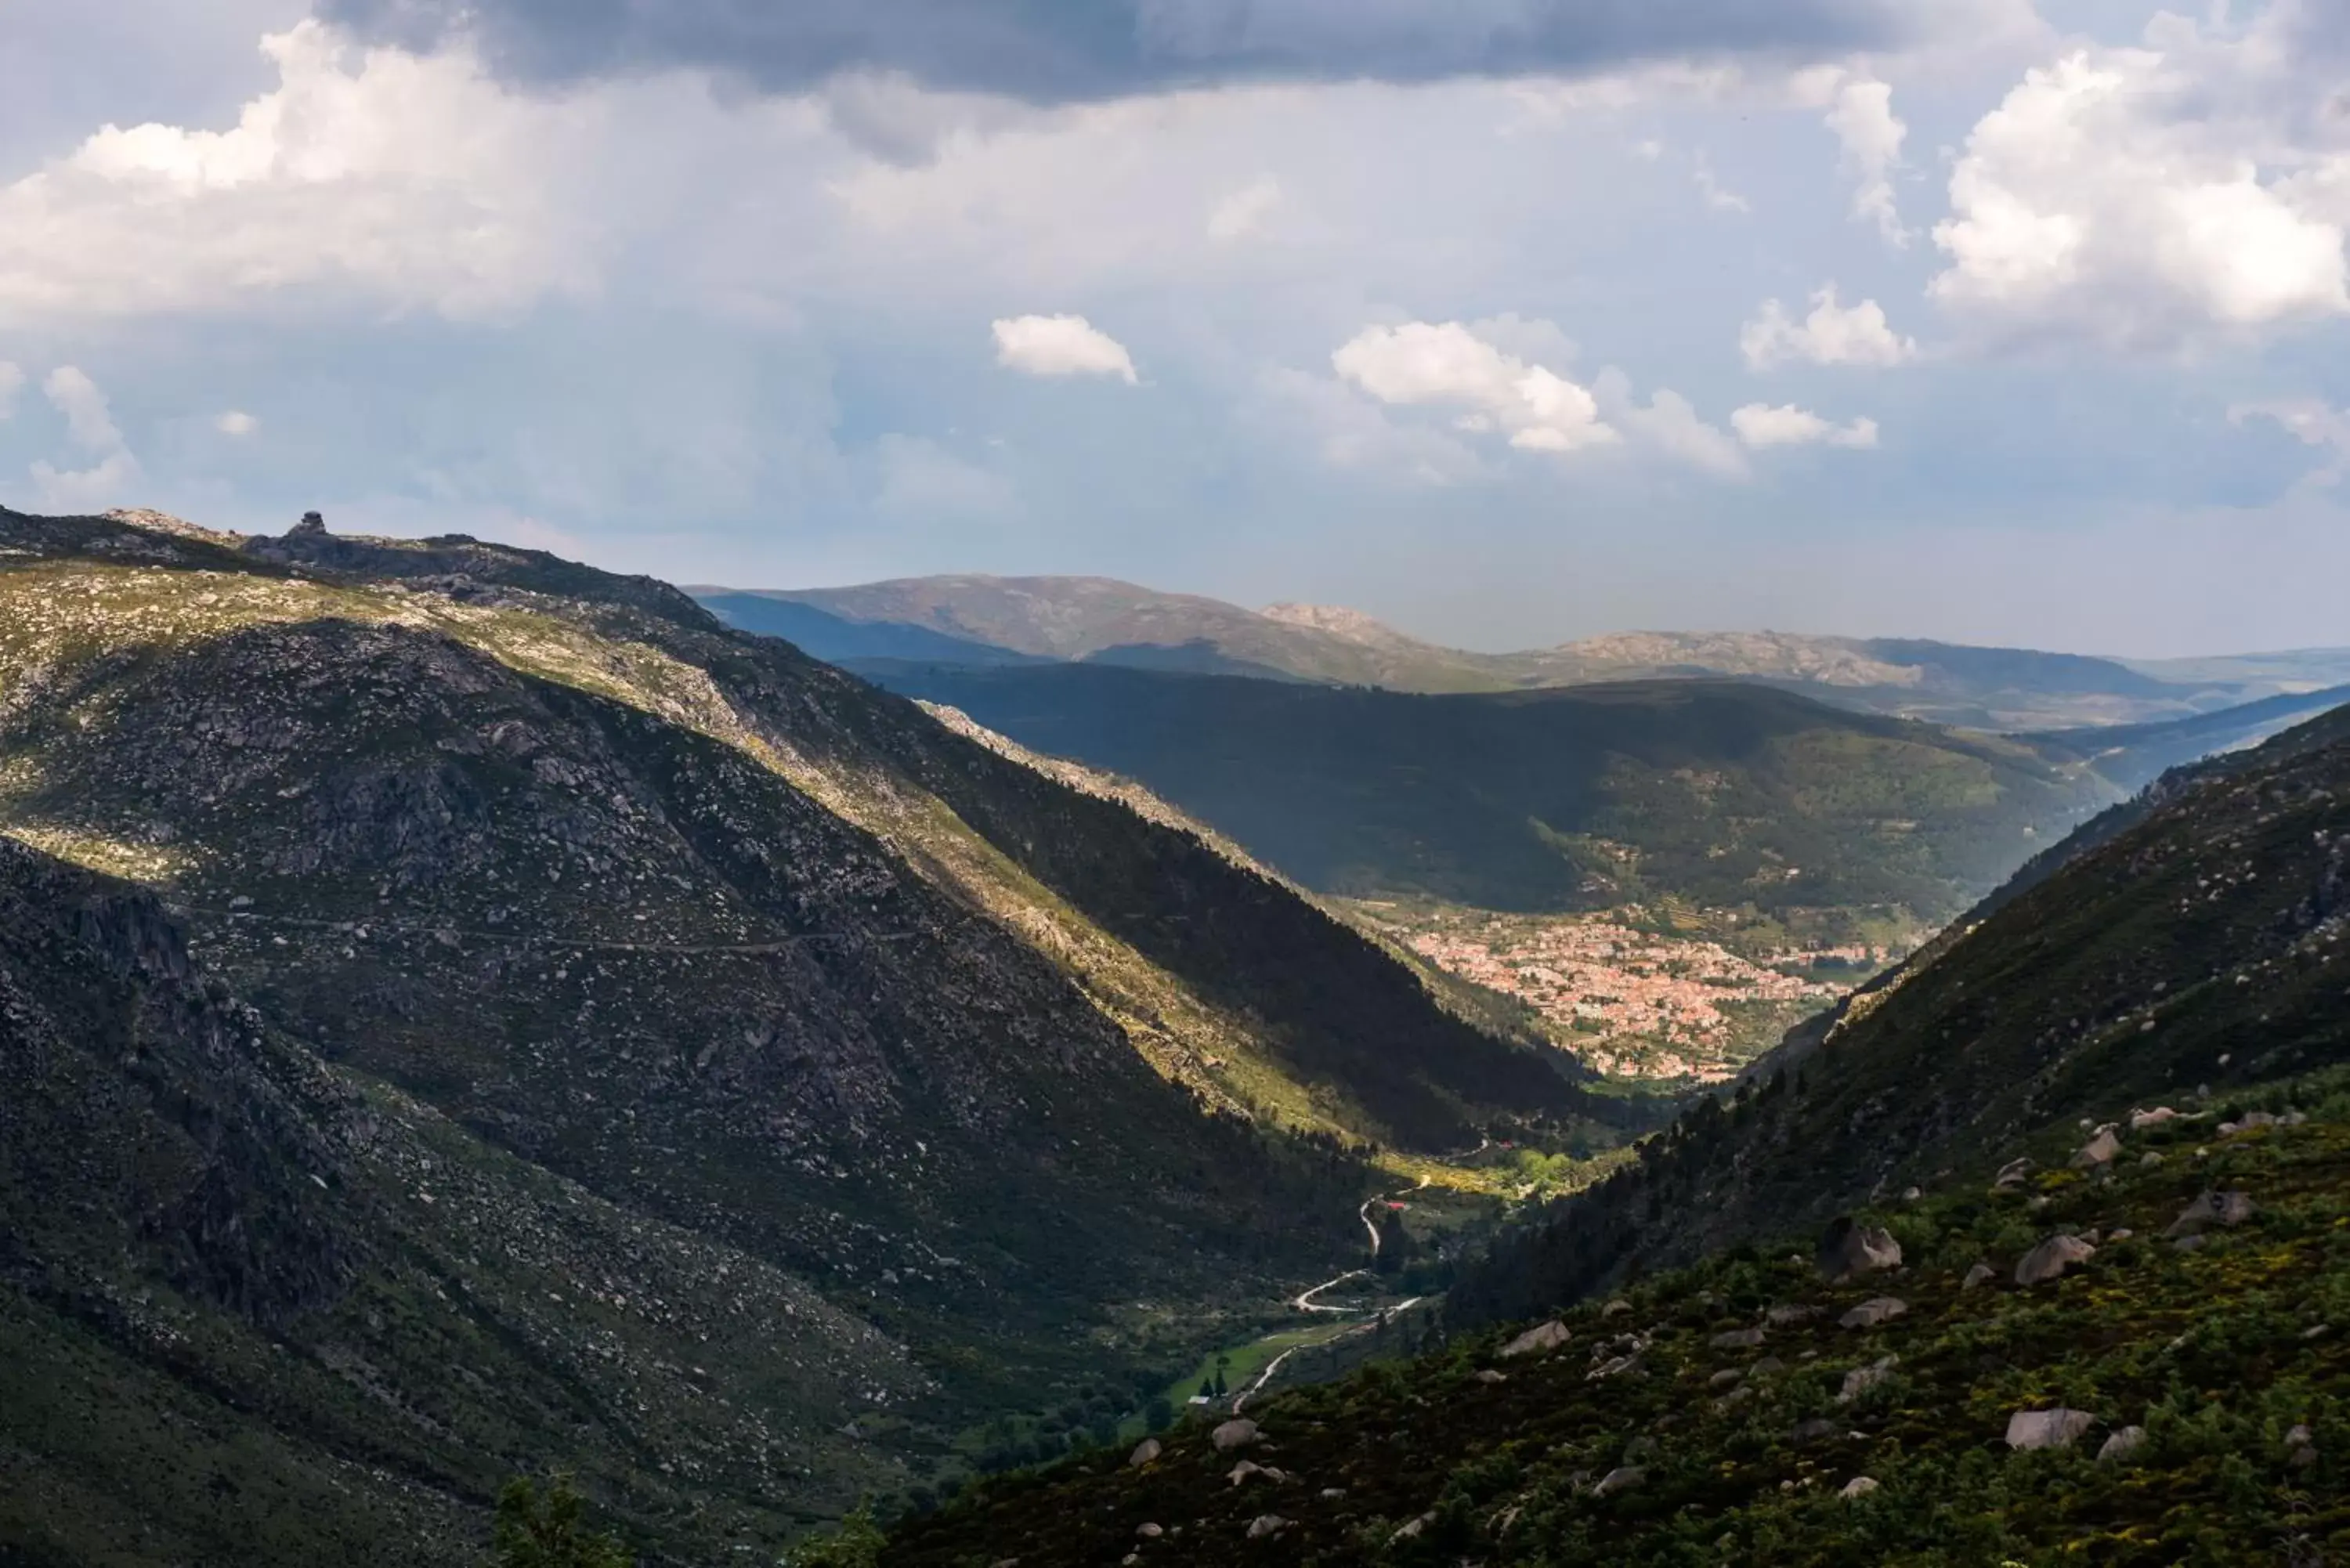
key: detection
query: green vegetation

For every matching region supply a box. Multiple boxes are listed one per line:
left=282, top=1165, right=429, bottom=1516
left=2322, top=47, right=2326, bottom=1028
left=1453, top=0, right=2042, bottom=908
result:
left=488, top=1475, right=630, bottom=1568
left=884, top=698, right=2350, bottom=1564
left=891, top=1075, right=2350, bottom=1564
left=0, top=507, right=1647, bottom=1564
left=847, top=661, right=2116, bottom=922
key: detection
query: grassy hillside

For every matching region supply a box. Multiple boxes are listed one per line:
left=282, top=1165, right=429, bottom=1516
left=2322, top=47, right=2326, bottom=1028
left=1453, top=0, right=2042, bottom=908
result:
left=879, top=704, right=2350, bottom=1568
left=843, top=661, right=2117, bottom=923
left=890, top=1071, right=2350, bottom=1566
left=0, top=507, right=1629, bottom=1562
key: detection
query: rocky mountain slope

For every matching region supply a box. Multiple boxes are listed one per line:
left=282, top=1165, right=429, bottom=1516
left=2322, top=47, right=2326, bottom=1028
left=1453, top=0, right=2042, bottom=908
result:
left=0, top=836, right=924, bottom=1566
left=705, top=574, right=2340, bottom=728
left=839, top=660, right=2118, bottom=924
left=880, top=701, right=2350, bottom=1567
left=0, top=507, right=1623, bottom=1563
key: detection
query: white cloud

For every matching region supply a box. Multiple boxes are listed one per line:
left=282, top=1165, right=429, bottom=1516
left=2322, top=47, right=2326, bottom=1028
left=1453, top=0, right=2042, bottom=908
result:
left=1822, top=74, right=1908, bottom=246
left=1692, top=159, right=1751, bottom=215
left=0, top=21, right=689, bottom=326
left=1741, top=285, right=1915, bottom=370
left=215, top=409, right=258, bottom=436
left=1208, top=175, right=1282, bottom=241
left=0, top=362, right=23, bottom=418
left=1931, top=17, right=2350, bottom=349
left=1731, top=403, right=1880, bottom=449
left=1332, top=320, right=1617, bottom=455
left=991, top=313, right=1140, bottom=382
left=1595, top=370, right=1748, bottom=477
left=31, top=365, right=143, bottom=509
left=2232, top=399, right=2350, bottom=486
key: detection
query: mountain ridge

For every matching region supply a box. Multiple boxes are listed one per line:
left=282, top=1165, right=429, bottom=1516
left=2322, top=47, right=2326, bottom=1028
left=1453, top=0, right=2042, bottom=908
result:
left=705, top=573, right=2350, bottom=728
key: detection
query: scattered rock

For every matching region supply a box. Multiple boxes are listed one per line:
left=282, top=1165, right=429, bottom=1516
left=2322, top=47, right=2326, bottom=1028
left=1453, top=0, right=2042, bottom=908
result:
left=1473, top=1368, right=1508, bottom=1385
left=1394, top=1512, right=1433, bottom=1541
left=2005, top=1408, right=2095, bottom=1451
left=2303, top=1324, right=2334, bottom=1341
left=1318, top=1487, right=1345, bottom=1501
left=2098, top=1425, right=2146, bottom=1465
left=1901, top=1187, right=1922, bottom=1203
left=2167, top=1190, right=2256, bottom=1237
left=1593, top=1466, right=1647, bottom=1498
left=2173, top=1234, right=2209, bottom=1253
left=1211, top=1418, right=1260, bottom=1452
left=1748, top=1356, right=1787, bottom=1378
left=1708, top=1368, right=1744, bottom=1389
left=1713, top=1386, right=1755, bottom=1413
left=1789, top=1418, right=1842, bottom=1446
left=1502, top=1319, right=1572, bottom=1358
left=1963, top=1263, right=1998, bottom=1290
left=1839, top=1476, right=1881, bottom=1499
left=1246, top=1515, right=1290, bottom=1540
left=1128, top=1438, right=1162, bottom=1468
left=1765, top=1304, right=1821, bottom=1327
left=1994, top=1158, right=2034, bottom=1190
left=2287, top=1424, right=2313, bottom=1448
left=1817, top=1217, right=1904, bottom=1281
left=2107, top=1228, right=2133, bottom=1241
left=1838, top=1297, right=1908, bottom=1330
left=1710, top=1327, right=1766, bottom=1350
left=1602, top=1299, right=1632, bottom=1318
left=2072, top=1128, right=2124, bottom=1167
left=1227, top=1461, right=1264, bottom=1487
left=1837, top=1356, right=1899, bottom=1404
left=1136, top=1523, right=1164, bottom=1539
left=1587, top=1354, right=1642, bottom=1381
left=2141, top=1152, right=2164, bottom=1168
left=2015, top=1234, right=2097, bottom=1287
left=2130, top=1106, right=2183, bottom=1130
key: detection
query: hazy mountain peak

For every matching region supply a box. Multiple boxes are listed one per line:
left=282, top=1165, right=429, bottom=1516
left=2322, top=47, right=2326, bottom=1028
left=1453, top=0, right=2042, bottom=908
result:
left=1259, top=601, right=1428, bottom=649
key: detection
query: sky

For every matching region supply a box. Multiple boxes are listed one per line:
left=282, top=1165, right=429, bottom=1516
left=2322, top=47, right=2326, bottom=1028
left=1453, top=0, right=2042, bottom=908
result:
left=2, top=2, right=2347, bottom=657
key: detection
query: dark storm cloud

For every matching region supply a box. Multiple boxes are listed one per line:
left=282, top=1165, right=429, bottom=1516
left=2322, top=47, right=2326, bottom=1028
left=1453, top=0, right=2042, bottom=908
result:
left=316, top=0, right=1932, bottom=102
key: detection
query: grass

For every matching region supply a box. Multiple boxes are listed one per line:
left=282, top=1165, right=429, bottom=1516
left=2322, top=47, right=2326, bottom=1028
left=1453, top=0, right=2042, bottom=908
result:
left=887, top=1066, right=2350, bottom=1566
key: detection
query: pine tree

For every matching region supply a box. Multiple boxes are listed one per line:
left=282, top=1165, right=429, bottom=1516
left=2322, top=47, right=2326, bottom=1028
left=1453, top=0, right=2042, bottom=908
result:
left=489, top=1473, right=631, bottom=1568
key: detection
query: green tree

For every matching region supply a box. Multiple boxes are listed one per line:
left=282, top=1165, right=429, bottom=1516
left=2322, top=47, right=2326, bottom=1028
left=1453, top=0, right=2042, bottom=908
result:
left=781, top=1502, right=884, bottom=1568
left=489, top=1473, right=630, bottom=1568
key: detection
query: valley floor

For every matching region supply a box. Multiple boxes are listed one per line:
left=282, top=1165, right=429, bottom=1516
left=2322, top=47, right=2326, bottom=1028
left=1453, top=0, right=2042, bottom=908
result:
left=888, top=1069, right=2350, bottom=1565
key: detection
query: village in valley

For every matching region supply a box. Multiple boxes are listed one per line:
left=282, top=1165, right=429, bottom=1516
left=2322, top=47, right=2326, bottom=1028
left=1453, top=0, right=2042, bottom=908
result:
left=1356, top=902, right=1900, bottom=1082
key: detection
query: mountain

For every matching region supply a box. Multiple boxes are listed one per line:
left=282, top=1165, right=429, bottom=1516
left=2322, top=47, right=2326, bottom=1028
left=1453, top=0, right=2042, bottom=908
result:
left=701, top=576, right=1505, bottom=691
left=1449, top=695, right=2350, bottom=1325
left=2027, top=682, right=2350, bottom=796
left=839, top=660, right=2117, bottom=925
left=709, top=574, right=2276, bottom=728
left=0, top=508, right=1627, bottom=1563
left=877, top=703, right=2350, bottom=1568
left=694, top=591, right=1053, bottom=667
left=0, top=836, right=921, bottom=1565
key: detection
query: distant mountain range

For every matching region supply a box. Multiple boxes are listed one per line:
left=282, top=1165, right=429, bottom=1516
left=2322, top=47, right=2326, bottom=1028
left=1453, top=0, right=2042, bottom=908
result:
left=692, top=574, right=2350, bottom=731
